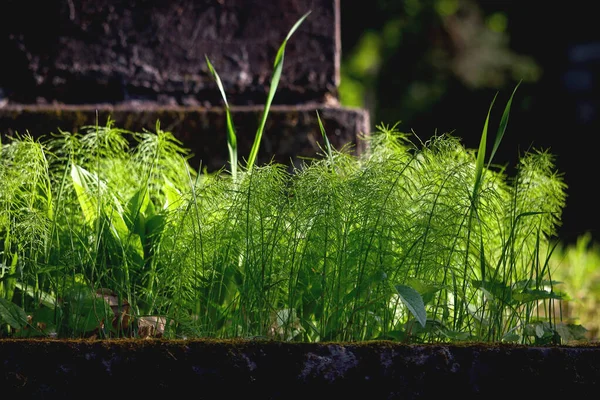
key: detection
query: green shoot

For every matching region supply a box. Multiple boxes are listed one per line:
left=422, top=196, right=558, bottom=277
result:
left=488, top=80, right=522, bottom=169
left=316, top=110, right=334, bottom=165
left=246, top=10, right=311, bottom=170
left=205, top=10, right=311, bottom=176
left=205, top=56, right=238, bottom=180
left=0, top=114, right=572, bottom=343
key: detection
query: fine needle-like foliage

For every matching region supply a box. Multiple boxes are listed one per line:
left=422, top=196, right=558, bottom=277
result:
left=0, top=12, right=583, bottom=344
left=0, top=100, right=579, bottom=343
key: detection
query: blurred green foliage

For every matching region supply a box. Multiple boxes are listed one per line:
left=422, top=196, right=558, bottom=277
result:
left=550, top=233, right=600, bottom=341
left=340, top=0, right=540, bottom=136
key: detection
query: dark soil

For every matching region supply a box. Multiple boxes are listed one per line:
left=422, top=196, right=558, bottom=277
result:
left=2, top=339, right=599, bottom=399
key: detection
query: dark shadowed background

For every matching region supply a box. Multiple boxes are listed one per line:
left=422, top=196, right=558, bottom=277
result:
left=340, top=0, right=600, bottom=245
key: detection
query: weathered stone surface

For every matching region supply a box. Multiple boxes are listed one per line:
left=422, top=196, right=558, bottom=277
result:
left=1, top=340, right=599, bottom=399
left=0, top=104, right=369, bottom=171
left=0, top=0, right=339, bottom=106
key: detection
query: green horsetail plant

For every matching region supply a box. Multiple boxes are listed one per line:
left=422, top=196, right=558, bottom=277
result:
left=0, top=120, right=200, bottom=338
left=0, top=32, right=582, bottom=343
left=0, top=103, right=577, bottom=343
left=190, top=10, right=312, bottom=338
left=205, top=10, right=311, bottom=178
left=0, top=133, right=54, bottom=334
left=315, top=111, right=428, bottom=332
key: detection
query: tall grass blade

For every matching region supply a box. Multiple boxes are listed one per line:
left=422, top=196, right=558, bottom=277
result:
left=246, top=10, right=311, bottom=170
left=473, top=93, right=497, bottom=197
left=469, top=92, right=498, bottom=300
left=0, top=84, right=571, bottom=343
left=316, top=110, right=334, bottom=164
left=205, top=56, right=238, bottom=180
left=488, top=81, right=521, bottom=168
left=467, top=87, right=519, bottom=337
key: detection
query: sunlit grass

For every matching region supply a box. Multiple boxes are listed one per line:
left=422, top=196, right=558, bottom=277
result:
left=0, top=111, right=579, bottom=343
left=0, top=12, right=586, bottom=344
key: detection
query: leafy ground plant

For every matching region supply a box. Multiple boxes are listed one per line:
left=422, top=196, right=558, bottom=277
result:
left=0, top=12, right=585, bottom=344
left=0, top=101, right=584, bottom=343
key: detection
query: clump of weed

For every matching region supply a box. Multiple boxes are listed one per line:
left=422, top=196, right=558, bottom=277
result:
left=0, top=12, right=583, bottom=344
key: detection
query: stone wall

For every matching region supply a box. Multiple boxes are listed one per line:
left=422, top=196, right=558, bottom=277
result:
left=0, top=0, right=369, bottom=170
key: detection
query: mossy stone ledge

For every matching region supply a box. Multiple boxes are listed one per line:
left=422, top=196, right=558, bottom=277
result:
left=2, top=340, right=599, bottom=399
left=0, top=104, right=369, bottom=171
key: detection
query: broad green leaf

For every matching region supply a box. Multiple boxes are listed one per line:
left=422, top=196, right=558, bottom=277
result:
left=65, top=284, right=114, bottom=334
left=145, top=198, right=157, bottom=218
left=70, top=164, right=100, bottom=226
left=524, top=321, right=554, bottom=340
left=247, top=11, right=311, bottom=169
left=405, top=277, right=442, bottom=305
left=125, top=187, right=150, bottom=257
left=162, top=178, right=182, bottom=210
left=395, top=284, right=426, bottom=328
left=15, top=282, right=57, bottom=309
left=0, top=297, right=28, bottom=329
left=69, top=299, right=112, bottom=334
left=535, top=323, right=545, bottom=338
left=125, top=186, right=149, bottom=234
left=443, top=330, right=471, bottom=341
left=513, top=279, right=563, bottom=290
left=145, top=213, right=166, bottom=238
left=560, top=323, right=588, bottom=341
left=472, top=279, right=512, bottom=303
left=512, top=288, right=564, bottom=303
left=554, top=323, right=574, bottom=342
left=70, top=163, right=130, bottom=244
left=502, top=332, right=520, bottom=342
left=104, top=195, right=130, bottom=243
left=402, top=318, right=445, bottom=337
